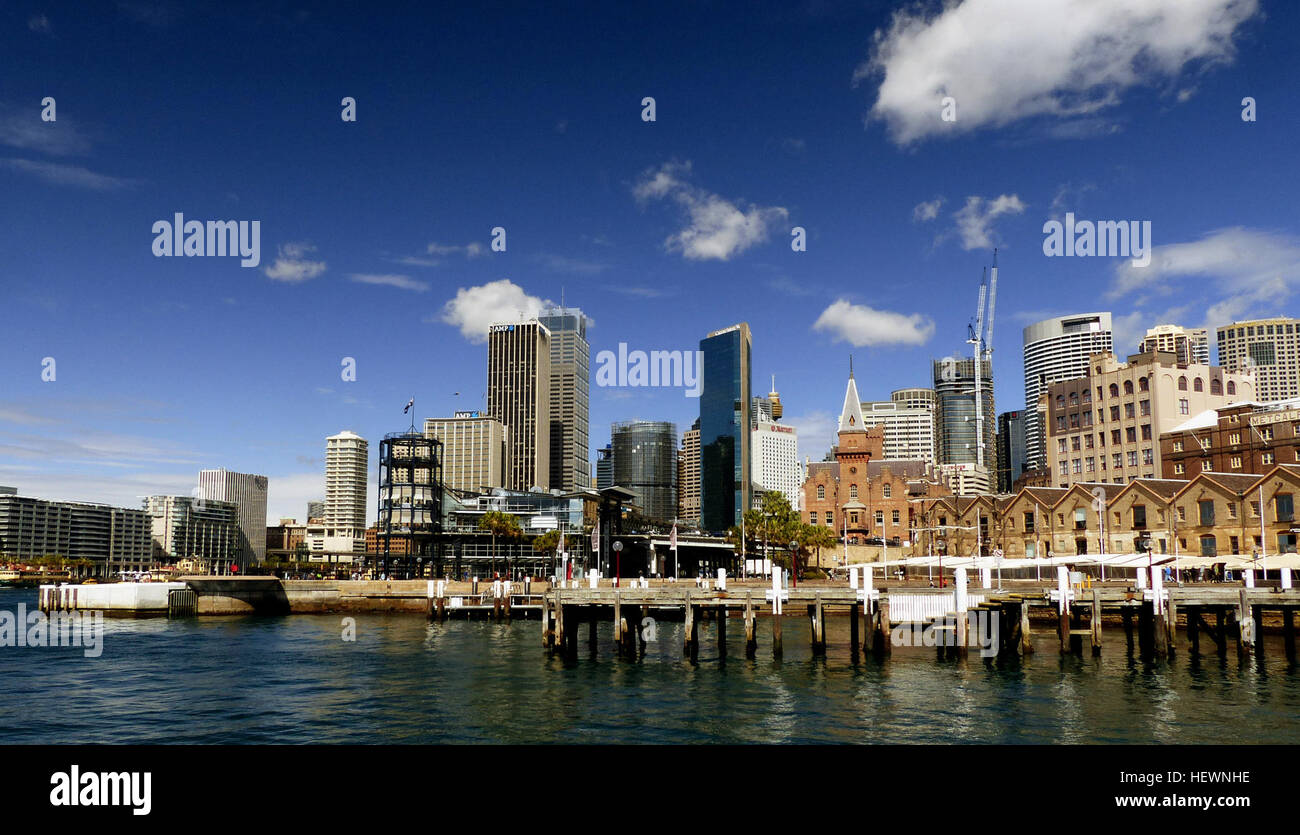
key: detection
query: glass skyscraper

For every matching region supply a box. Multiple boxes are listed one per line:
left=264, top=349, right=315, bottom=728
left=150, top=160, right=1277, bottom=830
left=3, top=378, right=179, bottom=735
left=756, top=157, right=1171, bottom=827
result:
left=699, top=323, right=752, bottom=532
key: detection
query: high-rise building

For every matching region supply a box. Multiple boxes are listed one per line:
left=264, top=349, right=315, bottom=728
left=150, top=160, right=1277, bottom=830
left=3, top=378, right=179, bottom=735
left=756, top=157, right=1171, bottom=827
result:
left=1216, top=317, right=1300, bottom=402
left=306, top=500, right=324, bottom=522
left=323, top=430, right=368, bottom=555
left=487, top=320, right=551, bottom=491
left=611, top=420, right=678, bottom=521
left=1023, top=313, right=1113, bottom=470
left=537, top=307, right=591, bottom=493
left=0, top=494, right=152, bottom=576
left=1141, top=324, right=1209, bottom=366
left=1045, top=350, right=1255, bottom=488
left=595, top=444, right=613, bottom=490
left=751, top=377, right=784, bottom=424
left=677, top=418, right=700, bottom=524
left=996, top=410, right=1028, bottom=493
left=699, top=323, right=752, bottom=531
left=145, top=495, right=240, bottom=572
left=933, top=356, right=996, bottom=472
left=424, top=411, right=507, bottom=494
left=197, top=469, right=268, bottom=565
left=752, top=414, right=800, bottom=511
left=860, top=388, right=936, bottom=462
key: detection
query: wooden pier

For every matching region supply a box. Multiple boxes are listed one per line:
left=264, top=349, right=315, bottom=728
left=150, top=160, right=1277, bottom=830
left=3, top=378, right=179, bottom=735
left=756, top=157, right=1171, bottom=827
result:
left=537, top=579, right=1300, bottom=663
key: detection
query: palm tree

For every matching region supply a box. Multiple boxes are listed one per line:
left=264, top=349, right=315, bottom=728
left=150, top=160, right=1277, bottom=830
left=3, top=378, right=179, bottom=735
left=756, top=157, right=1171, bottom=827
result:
left=478, top=510, right=522, bottom=578
left=532, top=529, right=561, bottom=577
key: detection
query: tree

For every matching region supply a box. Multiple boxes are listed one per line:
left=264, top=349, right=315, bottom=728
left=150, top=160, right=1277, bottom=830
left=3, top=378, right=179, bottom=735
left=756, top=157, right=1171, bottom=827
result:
left=478, top=510, right=522, bottom=577
left=532, top=529, right=562, bottom=576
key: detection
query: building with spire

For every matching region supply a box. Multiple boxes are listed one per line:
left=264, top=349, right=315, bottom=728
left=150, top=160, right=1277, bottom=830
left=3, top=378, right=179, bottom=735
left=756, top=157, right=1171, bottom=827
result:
left=751, top=377, right=800, bottom=511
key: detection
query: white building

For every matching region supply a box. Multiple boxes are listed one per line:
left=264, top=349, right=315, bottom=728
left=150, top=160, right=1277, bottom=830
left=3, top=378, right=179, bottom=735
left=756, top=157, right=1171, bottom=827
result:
left=1216, top=317, right=1300, bottom=402
left=860, top=390, right=936, bottom=463
left=1140, top=324, right=1209, bottom=366
left=198, top=468, right=268, bottom=564
left=1023, top=313, right=1113, bottom=471
left=752, top=416, right=801, bottom=511
left=309, top=430, right=368, bottom=556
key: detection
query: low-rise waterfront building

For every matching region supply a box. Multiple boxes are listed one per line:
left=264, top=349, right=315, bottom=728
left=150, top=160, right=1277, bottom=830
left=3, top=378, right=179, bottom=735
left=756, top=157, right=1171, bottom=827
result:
left=0, top=493, right=152, bottom=577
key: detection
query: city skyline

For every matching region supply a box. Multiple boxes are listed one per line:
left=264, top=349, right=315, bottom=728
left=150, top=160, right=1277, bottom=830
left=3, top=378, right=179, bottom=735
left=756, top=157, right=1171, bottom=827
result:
left=2, top=2, right=1297, bottom=524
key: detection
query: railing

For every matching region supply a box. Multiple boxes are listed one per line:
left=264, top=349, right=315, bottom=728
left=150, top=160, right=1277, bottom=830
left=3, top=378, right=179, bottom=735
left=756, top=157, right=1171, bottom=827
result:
left=888, top=592, right=987, bottom=624
left=167, top=588, right=198, bottom=617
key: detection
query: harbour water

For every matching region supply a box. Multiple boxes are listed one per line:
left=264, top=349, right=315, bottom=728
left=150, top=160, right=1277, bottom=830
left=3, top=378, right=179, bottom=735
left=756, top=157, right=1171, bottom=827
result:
left=2, top=588, right=1297, bottom=744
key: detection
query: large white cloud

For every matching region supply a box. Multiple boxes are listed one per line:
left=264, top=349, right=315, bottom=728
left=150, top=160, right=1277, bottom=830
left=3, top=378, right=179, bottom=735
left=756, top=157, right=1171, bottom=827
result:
left=634, top=161, right=788, bottom=260
left=812, top=299, right=935, bottom=347
left=438, top=279, right=553, bottom=343
left=953, top=194, right=1024, bottom=250
left=859, top=0, right=1260, bottom=144
left=263, top=242, right=326, bottom=282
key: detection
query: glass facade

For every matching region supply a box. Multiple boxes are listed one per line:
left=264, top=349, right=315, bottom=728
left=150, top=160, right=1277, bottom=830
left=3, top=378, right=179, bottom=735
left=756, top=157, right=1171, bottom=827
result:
left=611, top=420, right=678, bottom=521
left=699, top=324, right=751, bottom=532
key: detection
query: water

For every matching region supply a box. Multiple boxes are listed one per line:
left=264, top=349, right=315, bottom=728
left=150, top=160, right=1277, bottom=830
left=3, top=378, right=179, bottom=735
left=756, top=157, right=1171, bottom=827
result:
left=2, top=587, right=1297, bottom=744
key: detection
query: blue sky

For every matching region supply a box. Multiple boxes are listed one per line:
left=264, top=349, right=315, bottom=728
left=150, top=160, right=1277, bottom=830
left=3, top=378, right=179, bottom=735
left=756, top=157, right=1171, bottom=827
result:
left=2, top=0, right=1297, bottom=522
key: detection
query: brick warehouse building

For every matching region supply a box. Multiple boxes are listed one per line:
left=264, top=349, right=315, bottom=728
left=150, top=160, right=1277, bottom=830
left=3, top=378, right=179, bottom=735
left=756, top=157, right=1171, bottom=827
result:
left=1161, top=399, right=1300, bottom=478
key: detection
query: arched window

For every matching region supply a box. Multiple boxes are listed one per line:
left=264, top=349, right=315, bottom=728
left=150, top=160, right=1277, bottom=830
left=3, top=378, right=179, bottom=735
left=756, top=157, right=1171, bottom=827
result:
left=1211, top=379, right=1222, bottom=396
left=1227, top=381, right=1237, bottom=396
left=816, top=485, right=825, bottom=500
left=1139, top=377, right=1149, bottom=392
left=1056, top=394, right=1065, bottom=410
left=1193, top=378, right=1204, bottom=392
left=1109, top=383, right=1119, bottom=398
left=1123, top=380, right=1134, bottom=395
left=1178, top=376, right=1188, bottom=391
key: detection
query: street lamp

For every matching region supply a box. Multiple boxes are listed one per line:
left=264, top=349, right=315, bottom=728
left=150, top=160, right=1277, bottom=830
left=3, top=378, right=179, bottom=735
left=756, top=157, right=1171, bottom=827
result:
left=789, top=540, right=799, bottom=589
left=612, top=540, right=623, bottom=588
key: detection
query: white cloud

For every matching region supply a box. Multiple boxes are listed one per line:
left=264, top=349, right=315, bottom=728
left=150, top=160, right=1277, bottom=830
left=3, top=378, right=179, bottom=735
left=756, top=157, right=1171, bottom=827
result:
left=28, top=14, right=52, bottom=34
left=348, top=273, right=430, bottom=292
left=953, top=194, right=1025, bottom=250
left=912, top=197, right=943, bottom=222
left=1109, top=227, right=1300, bottom=329
left=812, top=299, right=935, bottom=347
left=427, top=241, right=486, bottom=258
left=263, top=242, right=326, bottom=283
left=634, top=161, right=788, bottom=261
left=785, top=410, right=837, bottom=464
left=0, top=158, right=133, bottom=189
left=859, top=0, right=1260, bottom=144
left=438, top=279, right=552, bottom=343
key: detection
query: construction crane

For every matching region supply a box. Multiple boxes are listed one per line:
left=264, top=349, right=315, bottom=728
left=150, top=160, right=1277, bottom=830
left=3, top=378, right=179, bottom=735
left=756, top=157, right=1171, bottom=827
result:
left=965, top=251, right=998, bottom=470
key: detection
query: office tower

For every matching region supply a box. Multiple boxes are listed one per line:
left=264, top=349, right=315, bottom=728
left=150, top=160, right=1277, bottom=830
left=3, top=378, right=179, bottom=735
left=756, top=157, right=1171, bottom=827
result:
left=0, top=494, right=152, bottom=576
left=1045, top=350, right=1255, bottom=488
left=537, top=306, right=591, bottom=493
left=325, top=430, right=369, bottom=555
left=424, top=412, right=507, bottom=494
left=1140, top=324, right=1209, bottom=366
left=198, top=468, right=268, bottom=564
left=595, top=444, right=613, bottom=490
left=751, top=376, right=784, bottom=424
left=144, top=495, right=240, bottom=572
left=933, top=356, right=996, bottom=470
left=1023, top=313, right=1113, bottom=471
left=699, top=323, right=752, bottom=531
left=860, top=388, right=936, bottom=462
left=752, top=412, right=800, bottom=511
left=677, top=419, right=700, bottom=523
left=611, top=420, right=678, bottom=521
left=306, top=500, right=324, bottom=522
left=486, top=320, right=551, bottom=491
left=996, top=410, right=1028, bottom=493
left=1216, top=317, right=1300, bottom=401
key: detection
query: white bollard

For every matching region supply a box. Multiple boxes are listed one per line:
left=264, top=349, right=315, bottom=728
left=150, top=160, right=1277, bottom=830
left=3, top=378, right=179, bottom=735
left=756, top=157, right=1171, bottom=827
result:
left=1244, top=569, right=1255, bottom=589
left=771, top=569, right=782, bottom=615
left=717, top=568, right=727, bottom=591
left=863, top=564, right=873, bottom=594
left=1151, top=565, right=1164, bottom=601
left=588, top=570, right=598, bottom=590
left=427, top=580, right=437, bottom=599
left=1057, top=566, right=1070, bottom=614
left=1282, top=568, right=1293, bottom=590
left=849, top=566, right=859, bottom=590
left=1136, top=566, right=1147, bottom=590
left=979, top=567, right=991, bottom=589
left=955, top=567, right=969, bottom=614
left=436, top=580, right=446, bottom=599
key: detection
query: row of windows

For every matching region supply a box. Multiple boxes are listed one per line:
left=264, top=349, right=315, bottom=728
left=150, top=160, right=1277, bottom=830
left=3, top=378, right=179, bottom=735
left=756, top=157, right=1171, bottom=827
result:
left=1058, top=448, right=1155, bottom=475
left=809, top=510, right=902, bottom=526
left=814, top=483, right=893, bottom=500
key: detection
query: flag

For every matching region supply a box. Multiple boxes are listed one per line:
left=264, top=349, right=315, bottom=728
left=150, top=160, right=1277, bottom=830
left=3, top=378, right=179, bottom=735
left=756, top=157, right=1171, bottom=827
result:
left=557, top=530, right=564, bottom=554
left=591, top=525, right=599, bottom=554
left=403, top=398, right=414, bottom=414
left=670, top=523, right=678, bottom=551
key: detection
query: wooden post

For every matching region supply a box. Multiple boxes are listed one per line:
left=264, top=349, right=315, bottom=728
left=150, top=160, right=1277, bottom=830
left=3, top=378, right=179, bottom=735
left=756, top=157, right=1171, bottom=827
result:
left=717, top=603, right=727, bottom=659
left=1283, top=608, right=1296, bottom=662
left=877, top=596, right=891, bottom=656
left=554, top=592, right=564, bottom=652
left=745, top=593, right=757, bottom=658
left=614, top=593, right=623, bottom=655
left=1058, top=608, right=1071, bottom=654
left=1251, top=604, right=1264, bottom=659
left=772, top=597, right=783, bottom=658
left=1020, top=600, right=1033, bottom=655
left=811, top=594, right=825, bottom=655
left=1187, top=606, right=1200, bottom=656
left=588, top=606, right=598, bottom=651
left=850, top=603, right=860, bottom=657
left=1122, top=605, right=1134, bottom=653
left=541, top=595, right=551, bottom=647
left=1153, top=600, right=1169, bottom=659
left=1166, top=597, right=1179, bottom=657
left=1138, top=602, right=1154, bottom=659
left=1090, top=589, right=1102, bottom=656
left=1216, top=607, right=1229, bottom=657
left=1238, top=590, right=1253, bottom=658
